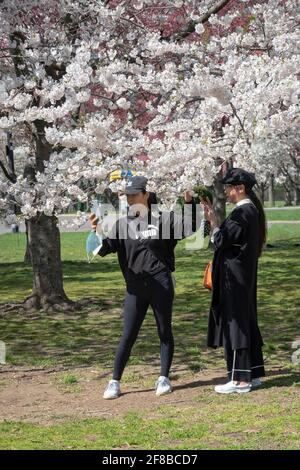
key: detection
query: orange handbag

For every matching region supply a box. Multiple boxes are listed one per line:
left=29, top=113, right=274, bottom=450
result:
left=203, top=261, right=213, bottom=290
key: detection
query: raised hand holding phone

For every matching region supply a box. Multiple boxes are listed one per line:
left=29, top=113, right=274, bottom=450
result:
left=86, top=213, right=103, bottom=262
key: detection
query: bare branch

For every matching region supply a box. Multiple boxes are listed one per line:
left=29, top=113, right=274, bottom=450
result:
left=0, top=160, right=16, bottom=183
left=165, top=0, right=231, bottom=41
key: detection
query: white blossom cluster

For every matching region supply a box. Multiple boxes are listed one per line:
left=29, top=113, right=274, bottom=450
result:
left=0, top=0, right=299, bottom=222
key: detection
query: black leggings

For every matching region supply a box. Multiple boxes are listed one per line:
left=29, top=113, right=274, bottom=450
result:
left=112, top=270, right=175, bottom=381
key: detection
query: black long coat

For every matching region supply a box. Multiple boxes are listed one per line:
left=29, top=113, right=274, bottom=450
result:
left=207, top=202, right=264, bottom=350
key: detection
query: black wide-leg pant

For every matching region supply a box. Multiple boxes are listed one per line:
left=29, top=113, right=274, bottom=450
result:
left=225, top=345, right=265, bottom=382
left=112, top=269, right=175, bottom=381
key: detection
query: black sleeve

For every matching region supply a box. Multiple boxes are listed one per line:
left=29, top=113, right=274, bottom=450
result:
left=213, top=210, right=245, bottom=250
left=201, top=220, right=211, bottom=238
left=98, top=221, right=119, bottom=257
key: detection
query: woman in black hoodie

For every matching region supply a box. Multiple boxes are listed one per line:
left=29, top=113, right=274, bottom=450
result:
left=91, top=175, right=207, bottom=399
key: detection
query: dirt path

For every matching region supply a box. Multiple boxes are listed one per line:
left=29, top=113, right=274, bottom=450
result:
left=0, top=365, right=225, bottom=425
left=1, top=363, right=298, bottom=426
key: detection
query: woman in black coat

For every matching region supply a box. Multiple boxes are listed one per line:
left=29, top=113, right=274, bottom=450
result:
left=202, top=168, right=266, bottom=394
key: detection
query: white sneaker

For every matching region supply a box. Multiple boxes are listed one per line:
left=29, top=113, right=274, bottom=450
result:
left=214, top=380, right=252, bottom=394
left=252, top=378, right=262, bottom=388
left=155, top=376, right=172, bottom=396
left=103, top=380, right=121, bottom=399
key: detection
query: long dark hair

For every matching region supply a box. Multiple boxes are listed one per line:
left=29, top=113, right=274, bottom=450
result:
left=246, top=187, right=267, bottom=256
left=142, top=190, right=158, bottom=210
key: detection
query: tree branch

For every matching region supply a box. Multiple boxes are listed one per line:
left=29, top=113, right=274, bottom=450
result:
left=165, top=0, right=231, bottom=41
left=0, top=160, right=16, bottom=183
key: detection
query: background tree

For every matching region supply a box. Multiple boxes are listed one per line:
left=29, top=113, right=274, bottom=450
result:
left=0, top=0, right=299, bottom=310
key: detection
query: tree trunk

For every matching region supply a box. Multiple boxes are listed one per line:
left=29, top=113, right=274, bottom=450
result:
left=268, top=175, right=275, bottom=207
left=23, top=163, right=35, bottom=265
left=212, top=177, right=226, bottom=226
left=284, top=182, right=293, bottom=206
left=7, top=35, right=74, bottom=312
left=23, top=213, right=75, bottom=312
left=293, top=172, right=300, bottom=205
left=257, top=184, right=266, bottom=206
left=23, top=219, right=31, bottom=265
left=294, top=187, right=300, bottom=206
left=212, top=159, right=231, bottom=226
left=21, top=120, right=76, bottom=312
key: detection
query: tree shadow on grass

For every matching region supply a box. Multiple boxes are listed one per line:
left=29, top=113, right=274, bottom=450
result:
left=117, top=369, right=300, bottom=397
left=0, top=240, right=299, bottom=371
left=172, top=369, right=300, bottom=392
left=259, top=372, right=300, bottom=389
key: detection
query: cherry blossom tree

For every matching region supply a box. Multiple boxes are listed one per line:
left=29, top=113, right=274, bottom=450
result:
left=0, top=0, right=299, bottom=310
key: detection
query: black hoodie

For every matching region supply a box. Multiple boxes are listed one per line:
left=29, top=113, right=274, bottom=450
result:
left=99, top=200, right=209, bottom=281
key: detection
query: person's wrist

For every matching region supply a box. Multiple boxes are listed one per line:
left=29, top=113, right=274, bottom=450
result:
left=211, top=220, right=218, bottom=230
left=183, top=190, right=194, bottom=203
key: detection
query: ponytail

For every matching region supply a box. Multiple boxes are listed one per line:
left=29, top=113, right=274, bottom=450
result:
left=148, top=191, right=158, bottom=209
left=142, top=190, right=158, bottom=210
left=246, top=187, right=267, bottom=257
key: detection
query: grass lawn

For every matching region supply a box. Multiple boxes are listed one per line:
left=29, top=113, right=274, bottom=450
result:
left=226, top=206, right=300, bottom=221
left=1, top=388, right=299, bottom=450
left=0, top=221, right=299, bottom=450
left=264, top=209, right=300, bottom=221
